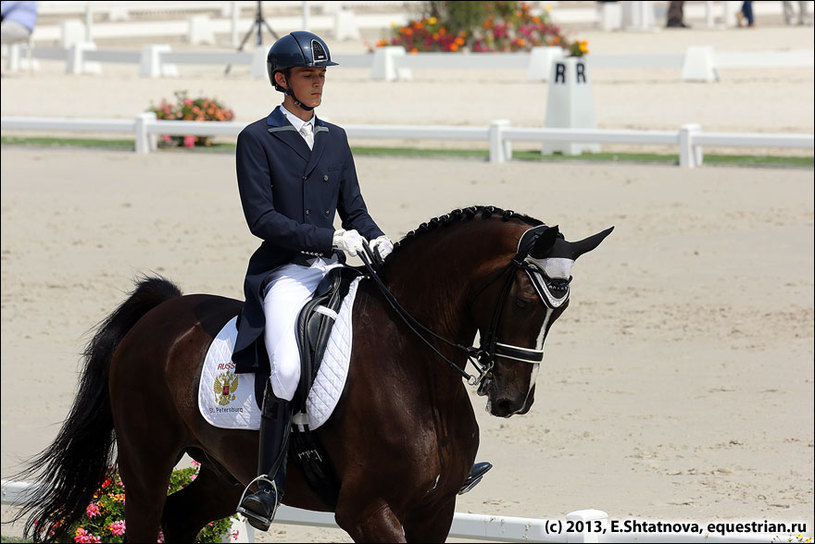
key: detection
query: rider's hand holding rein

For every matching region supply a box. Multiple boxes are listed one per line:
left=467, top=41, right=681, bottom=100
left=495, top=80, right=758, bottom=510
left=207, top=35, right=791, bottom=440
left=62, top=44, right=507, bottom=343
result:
left=332, top=229, right=365, bottom=257
left=369, top=235, right=394, bottom=260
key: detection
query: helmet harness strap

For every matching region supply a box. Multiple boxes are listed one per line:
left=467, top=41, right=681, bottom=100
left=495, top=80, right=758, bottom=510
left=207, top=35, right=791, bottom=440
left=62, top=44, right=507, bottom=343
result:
left=277, top=72, right=315, bottom=112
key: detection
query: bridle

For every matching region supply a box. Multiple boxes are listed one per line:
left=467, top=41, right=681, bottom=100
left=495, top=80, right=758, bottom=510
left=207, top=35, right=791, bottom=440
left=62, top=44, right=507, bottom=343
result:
left=357, top=225, right=570, bottom=389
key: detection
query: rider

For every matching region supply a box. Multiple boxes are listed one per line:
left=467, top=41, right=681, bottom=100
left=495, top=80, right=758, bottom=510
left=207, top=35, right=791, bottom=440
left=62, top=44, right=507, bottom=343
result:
left=231, top=31, right=393, bottom=531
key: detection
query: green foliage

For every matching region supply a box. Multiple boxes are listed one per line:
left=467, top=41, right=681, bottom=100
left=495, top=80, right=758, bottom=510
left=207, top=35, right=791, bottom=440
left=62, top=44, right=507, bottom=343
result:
left=59, top=464, right=238, bottom=543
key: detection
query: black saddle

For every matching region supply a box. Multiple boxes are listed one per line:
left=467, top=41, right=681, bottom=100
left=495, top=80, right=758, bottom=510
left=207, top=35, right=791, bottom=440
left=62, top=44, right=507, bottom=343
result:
left=251, top=265, right=361, bottom=509
left=252, top=265, right=361, bottom=412
left=292, top=265, right=361, bottom=414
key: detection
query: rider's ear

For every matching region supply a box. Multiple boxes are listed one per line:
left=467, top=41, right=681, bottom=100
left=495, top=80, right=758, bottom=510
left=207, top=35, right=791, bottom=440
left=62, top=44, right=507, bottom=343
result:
left=274, top=71, right=288, bottom=89
left=529, top=226, right=560, bottom=259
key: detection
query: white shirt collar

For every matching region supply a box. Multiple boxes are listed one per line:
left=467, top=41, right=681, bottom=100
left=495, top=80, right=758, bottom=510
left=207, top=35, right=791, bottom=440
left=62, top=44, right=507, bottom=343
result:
left=279, top=104, right=315, bottom=133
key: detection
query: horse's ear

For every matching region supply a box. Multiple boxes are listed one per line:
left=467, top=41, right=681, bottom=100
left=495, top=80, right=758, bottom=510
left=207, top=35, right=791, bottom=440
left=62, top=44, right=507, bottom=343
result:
left=570, top=226, right=614, bottom=260
left=529, top=225, right=561, bottom=259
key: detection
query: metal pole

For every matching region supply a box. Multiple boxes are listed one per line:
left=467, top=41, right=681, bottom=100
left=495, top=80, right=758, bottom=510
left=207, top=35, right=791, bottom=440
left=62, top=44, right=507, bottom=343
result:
left=231, top=1, right=239, bottom=47
left=84, top=2, right=93, bottom=42
left=303, top=1, right=311, bottom=31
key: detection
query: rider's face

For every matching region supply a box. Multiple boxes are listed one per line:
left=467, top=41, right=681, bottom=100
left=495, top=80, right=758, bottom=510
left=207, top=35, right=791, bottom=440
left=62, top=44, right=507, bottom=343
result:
left=279, top=67, right=326, bottom=112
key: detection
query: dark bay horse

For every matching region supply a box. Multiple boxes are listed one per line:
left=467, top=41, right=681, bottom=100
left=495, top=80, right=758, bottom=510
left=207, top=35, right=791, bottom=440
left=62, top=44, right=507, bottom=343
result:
left=12, top=206, right=612, bottom=543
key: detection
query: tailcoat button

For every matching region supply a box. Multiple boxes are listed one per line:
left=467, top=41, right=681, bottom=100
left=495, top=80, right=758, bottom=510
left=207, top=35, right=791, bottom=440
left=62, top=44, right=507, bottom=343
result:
left=305, top=209, right=311, bottom=215
left=324, top=210, right=330, bottom=216
left=302, top=176, right=307, bottom=180
left=323, top=174, right=329, bottom=182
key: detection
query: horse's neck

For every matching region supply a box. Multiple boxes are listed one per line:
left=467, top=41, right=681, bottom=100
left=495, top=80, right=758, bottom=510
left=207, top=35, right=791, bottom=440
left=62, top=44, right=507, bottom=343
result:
left=385, top=219, right=520, bottom=347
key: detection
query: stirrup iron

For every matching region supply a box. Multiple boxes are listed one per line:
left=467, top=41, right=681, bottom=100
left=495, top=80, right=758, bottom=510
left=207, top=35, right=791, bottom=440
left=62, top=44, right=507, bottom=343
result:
left=236, top=475, right=280, bottom=531
left=459, top=462, right=493, bottom=495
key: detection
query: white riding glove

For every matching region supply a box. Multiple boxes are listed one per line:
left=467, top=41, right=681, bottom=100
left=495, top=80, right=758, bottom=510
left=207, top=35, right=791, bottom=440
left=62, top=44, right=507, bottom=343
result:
left=369, top=235, right=394, bottom=260
left=332, top=228, right=364, bottom=257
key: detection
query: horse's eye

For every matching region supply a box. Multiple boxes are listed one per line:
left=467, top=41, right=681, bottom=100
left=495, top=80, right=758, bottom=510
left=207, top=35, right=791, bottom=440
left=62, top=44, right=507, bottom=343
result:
left=514, top=297, right=530, bottom=309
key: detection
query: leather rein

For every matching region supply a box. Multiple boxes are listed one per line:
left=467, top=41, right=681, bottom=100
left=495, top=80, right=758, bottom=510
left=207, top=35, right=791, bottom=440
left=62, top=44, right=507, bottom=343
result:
left=357, top=227, right=564, bottom=389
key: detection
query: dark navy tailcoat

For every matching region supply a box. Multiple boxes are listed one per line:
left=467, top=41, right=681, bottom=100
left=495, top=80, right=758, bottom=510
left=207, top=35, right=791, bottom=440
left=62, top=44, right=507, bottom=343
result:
left=231, top=106, right=384, bottom=374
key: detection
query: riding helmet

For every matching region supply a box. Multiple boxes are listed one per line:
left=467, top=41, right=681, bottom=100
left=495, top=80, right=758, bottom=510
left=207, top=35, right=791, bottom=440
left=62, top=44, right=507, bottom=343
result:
left=266, top=31, right=339, bottom=91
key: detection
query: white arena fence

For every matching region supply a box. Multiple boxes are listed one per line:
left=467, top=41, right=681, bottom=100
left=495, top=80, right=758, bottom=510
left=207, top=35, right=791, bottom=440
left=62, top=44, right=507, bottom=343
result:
left=31, top=1, right=802, bottom=45
left=2, top=114, right=813, bottom=168
left=1, top=479, right=798, bottom=543
left=5, top=41, right=813, bottom=81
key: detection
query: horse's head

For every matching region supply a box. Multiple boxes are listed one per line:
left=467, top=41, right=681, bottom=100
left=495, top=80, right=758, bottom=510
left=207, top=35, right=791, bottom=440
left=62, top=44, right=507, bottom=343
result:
left=473, top=223, right=614, bottom=417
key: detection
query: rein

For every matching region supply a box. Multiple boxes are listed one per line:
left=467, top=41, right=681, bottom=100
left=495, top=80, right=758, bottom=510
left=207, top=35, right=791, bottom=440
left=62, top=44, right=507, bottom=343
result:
left=356, top=239, right=547, bottom=389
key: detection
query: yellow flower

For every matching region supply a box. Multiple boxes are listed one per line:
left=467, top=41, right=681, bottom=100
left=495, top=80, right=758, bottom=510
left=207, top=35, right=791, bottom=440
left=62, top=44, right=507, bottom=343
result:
left=428, top=16, right=437, bottom=24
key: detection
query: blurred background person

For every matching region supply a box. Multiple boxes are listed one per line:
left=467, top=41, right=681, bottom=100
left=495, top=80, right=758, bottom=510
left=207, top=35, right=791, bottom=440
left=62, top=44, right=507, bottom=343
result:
left=782, top=0, right=811, bottom=25
left=1, top=1, right=38, bottom=44
left=737, top=0, right=755, bottom=27
left=666, top=1, right=690, bottom=28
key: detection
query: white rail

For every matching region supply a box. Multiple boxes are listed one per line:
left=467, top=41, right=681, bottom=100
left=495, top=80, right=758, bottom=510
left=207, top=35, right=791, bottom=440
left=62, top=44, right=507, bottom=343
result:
left=9, top=43, right=813, bottom=80
left=2, top=114, right=812, bottom=167
left=1, top=479, right=801, bottom=543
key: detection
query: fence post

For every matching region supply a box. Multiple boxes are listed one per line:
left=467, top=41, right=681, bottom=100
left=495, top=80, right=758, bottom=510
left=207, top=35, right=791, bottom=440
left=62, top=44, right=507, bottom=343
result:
left=6, top=43, right=22, bottom=73
left=139, top=44, right=177, bottom=78
left=371, top=46, right=410, bottom=81
left=681, top=46, right=718, bottom=82
left=134, top=112, right=157, bottom=154
left=66, top=42, right=101, bottom=75
left=679, top=123, right=702, bottom=168
left=489, top=120, right=511, bottom=163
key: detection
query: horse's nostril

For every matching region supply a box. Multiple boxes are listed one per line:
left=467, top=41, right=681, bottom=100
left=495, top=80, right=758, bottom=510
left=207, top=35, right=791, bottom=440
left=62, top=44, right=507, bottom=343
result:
left=496, top=398, right=512, bottom=413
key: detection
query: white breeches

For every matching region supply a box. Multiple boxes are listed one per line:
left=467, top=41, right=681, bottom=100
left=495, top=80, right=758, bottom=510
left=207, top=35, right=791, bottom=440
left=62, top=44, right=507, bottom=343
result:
left=262, top=258, right=341, bottom=401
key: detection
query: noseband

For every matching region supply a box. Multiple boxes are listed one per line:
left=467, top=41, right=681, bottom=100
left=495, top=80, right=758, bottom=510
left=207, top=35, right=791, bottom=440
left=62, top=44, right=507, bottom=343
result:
left=358, top=226, right=568, bottom=389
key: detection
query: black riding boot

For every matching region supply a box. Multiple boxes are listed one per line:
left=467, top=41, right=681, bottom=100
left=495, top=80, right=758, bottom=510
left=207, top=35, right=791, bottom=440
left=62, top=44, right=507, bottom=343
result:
left=237, top=384, right=292, bottom=531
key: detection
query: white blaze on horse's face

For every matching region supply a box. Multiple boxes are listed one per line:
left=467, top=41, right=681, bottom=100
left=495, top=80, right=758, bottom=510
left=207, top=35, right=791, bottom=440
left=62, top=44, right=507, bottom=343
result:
left=536, top=257, right=574, bottom=281
left=525, top=258, right=573, bottom=394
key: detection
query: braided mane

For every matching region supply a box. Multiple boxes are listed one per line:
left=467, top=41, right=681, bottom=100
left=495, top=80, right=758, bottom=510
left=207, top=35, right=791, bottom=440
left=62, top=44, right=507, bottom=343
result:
left=393, top=205, right=543, bottom=252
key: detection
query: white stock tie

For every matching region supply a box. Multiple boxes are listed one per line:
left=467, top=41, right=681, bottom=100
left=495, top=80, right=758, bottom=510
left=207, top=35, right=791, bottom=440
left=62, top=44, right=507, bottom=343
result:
left=300, top=122, right=314, bottom=150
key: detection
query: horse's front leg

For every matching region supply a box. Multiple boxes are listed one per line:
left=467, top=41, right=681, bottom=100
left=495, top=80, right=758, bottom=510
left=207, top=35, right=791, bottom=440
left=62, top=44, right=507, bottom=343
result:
left=403, top=496, right=457, bottom=543
left=335, top=498, right=406, bottom=542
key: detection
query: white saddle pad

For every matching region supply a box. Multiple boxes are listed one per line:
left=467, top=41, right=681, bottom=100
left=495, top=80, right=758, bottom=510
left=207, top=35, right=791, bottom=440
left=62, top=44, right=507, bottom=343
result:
left=198, top=276, right=362, bottom=430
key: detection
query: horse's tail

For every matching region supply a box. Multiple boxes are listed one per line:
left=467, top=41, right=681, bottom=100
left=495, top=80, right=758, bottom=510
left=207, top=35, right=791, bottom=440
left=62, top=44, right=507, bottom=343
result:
left=8, top=276, right=182, bottom=543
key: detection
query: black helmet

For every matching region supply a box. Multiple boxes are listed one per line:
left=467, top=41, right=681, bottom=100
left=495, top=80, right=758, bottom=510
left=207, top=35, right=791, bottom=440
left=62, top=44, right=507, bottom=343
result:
left=266, top=31, right=339, bottom=91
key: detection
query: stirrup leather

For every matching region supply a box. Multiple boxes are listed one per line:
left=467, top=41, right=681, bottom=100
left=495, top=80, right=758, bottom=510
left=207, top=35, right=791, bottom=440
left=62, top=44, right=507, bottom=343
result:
left=236, top=475, right=280, bottom=530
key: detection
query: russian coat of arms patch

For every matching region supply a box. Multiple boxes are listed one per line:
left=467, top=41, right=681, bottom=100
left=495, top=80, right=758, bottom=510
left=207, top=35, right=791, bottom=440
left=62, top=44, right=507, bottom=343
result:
left=213, top=370, right=238, bottom=406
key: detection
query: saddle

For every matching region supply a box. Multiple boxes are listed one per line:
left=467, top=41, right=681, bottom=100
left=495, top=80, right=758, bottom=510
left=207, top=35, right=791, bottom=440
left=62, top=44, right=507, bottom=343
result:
left=293, top=266, right=361, bottom=413
left=252, top=265, right=362, bottom=509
